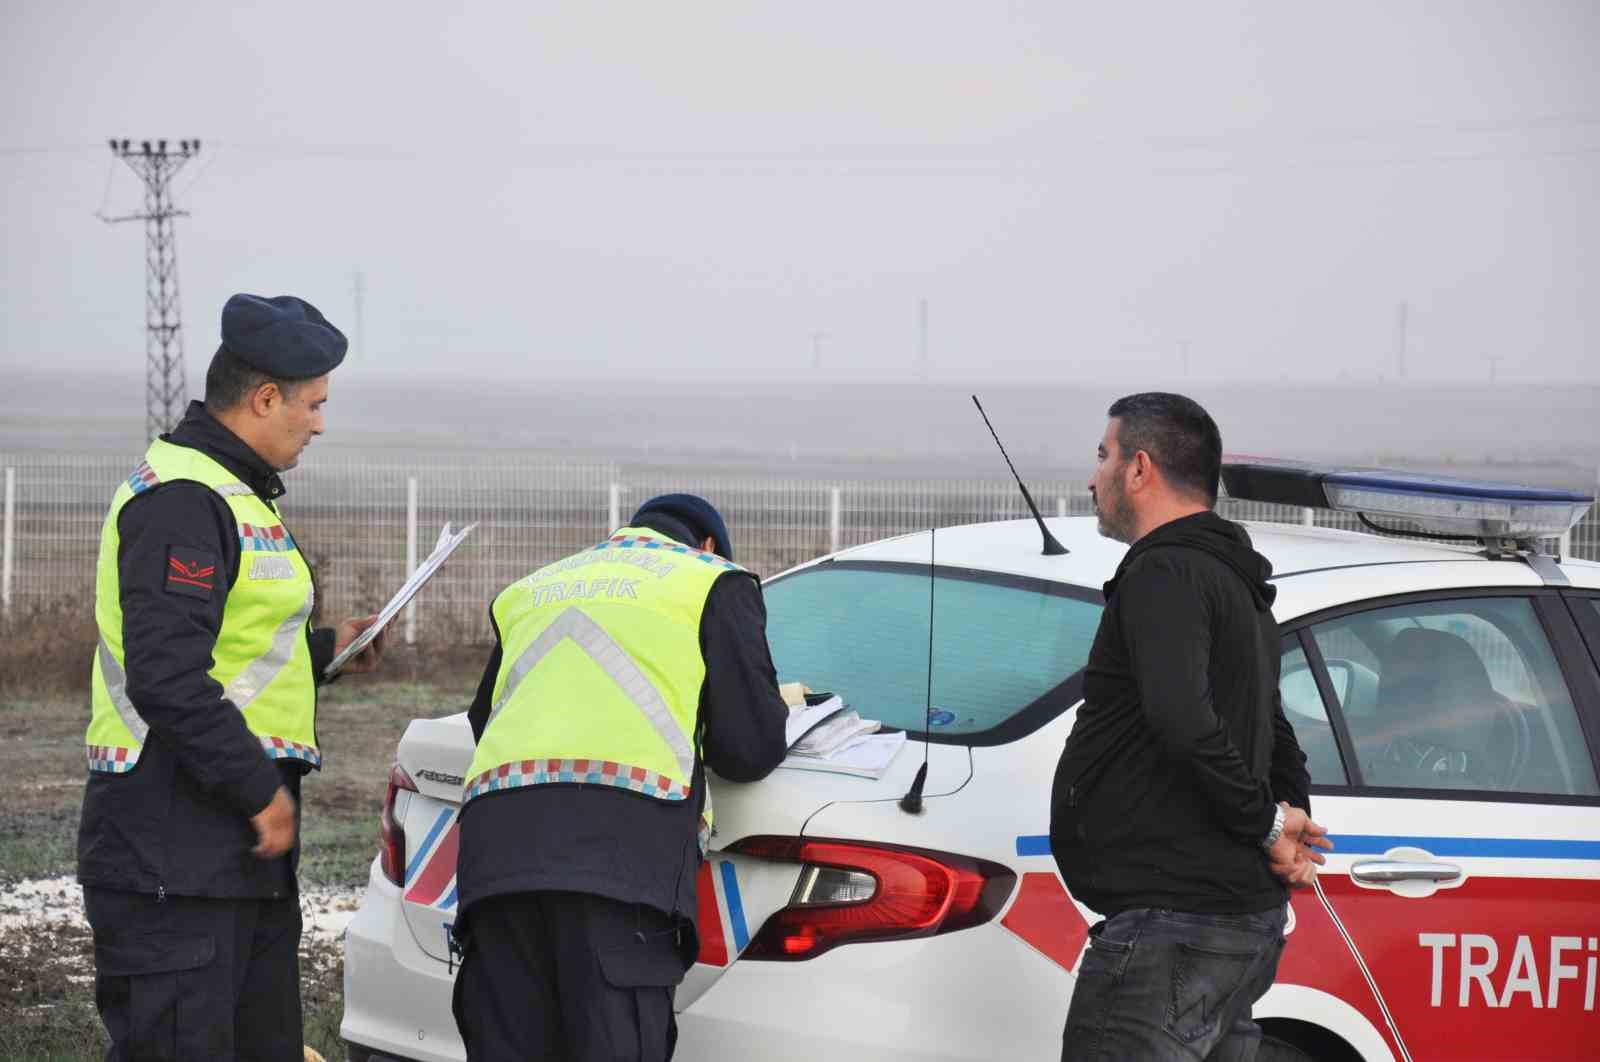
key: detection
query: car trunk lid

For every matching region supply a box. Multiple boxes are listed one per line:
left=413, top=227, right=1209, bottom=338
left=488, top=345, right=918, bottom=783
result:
left=392, top=713, right=474, bottom=963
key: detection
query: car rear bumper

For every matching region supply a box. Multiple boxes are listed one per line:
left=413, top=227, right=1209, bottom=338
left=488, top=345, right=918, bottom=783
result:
left=677, top=926, right=1073, bottom=1060
left=340, top=860, right=1075, bottom=1061
left=340, top=859, right=465, bottom=1062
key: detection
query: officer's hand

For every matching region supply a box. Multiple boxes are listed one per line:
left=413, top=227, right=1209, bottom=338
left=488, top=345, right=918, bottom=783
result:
left=335, top=614, right=386, bottom=675
left=251, top=786, right=297, bottom=859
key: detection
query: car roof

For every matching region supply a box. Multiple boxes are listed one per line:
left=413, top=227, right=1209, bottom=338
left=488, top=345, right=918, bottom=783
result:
left=803, top=515, right=1581, bottom=593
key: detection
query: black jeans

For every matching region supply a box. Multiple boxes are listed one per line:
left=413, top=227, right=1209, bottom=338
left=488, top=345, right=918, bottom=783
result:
left=452, top=890, right=688, bottom=1062
left=1062, top=905, right=1288, bottom=1062
left=83, top=887, right=303, bottom=1062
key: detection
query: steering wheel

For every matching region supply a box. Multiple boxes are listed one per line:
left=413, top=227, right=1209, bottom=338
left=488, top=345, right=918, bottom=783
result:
left=1375, top=696, right=1530, bottom=790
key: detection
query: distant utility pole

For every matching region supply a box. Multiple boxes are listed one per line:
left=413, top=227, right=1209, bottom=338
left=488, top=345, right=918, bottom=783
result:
left=1393, top=301, right=1409, bottom=381
left=1486, top=355, right=1501, bottom=383
left=102, top=139, right=201, bottom=440
left=810, top=331, right=826, bottom=371
left=352, top=270, right=367, bottom=358
left=917, top=298, right=929, bottom=381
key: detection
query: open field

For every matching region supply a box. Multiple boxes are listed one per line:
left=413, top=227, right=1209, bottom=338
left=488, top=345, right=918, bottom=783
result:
left=0, top=659, right=483, bottom=1062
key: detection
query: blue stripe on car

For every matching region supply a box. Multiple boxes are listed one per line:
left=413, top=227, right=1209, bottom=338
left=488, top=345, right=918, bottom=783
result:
left=1015, top=835, right=1052, bottom=857
left=719, top=861, right=749, bottom=952
left=1328, top=834, right=1600, bottom=860
left=405, top=808, right=453, bottom=884
left=1013, top=833, right=1600, bottom=861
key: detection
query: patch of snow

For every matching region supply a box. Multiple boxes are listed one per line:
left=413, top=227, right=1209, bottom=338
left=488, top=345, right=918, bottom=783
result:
left=0, top=876, right=363, bottom=944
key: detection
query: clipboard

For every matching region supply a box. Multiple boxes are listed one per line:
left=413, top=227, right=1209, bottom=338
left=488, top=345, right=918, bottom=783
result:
left=323, top=521, right=478, bottom=677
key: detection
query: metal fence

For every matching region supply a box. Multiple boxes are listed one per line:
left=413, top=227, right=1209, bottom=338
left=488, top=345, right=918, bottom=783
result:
left=2, top=453, right=1596, bottom=643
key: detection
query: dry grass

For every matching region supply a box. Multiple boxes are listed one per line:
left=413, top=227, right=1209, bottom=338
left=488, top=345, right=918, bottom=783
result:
left=0, top=599, right=98, bottom=695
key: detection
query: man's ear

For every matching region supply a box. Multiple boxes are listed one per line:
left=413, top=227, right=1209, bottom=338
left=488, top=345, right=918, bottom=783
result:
left=249, top=381, right=281, bottom=418
left=1128, top=450, right=1155, bottom=493
left=700, top=536, right=717, bottom=554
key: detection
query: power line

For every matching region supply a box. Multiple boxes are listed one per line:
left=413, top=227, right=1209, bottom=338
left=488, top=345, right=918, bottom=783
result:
left=176, top=140, right=223, bottom=201
left=101, top=138, right=202, bottom=441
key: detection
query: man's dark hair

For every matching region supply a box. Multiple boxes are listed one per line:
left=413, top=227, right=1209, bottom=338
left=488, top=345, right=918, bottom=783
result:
left=1107, top=392, right=1223, bottom=503
left=203, top=346, right=300, bottom=412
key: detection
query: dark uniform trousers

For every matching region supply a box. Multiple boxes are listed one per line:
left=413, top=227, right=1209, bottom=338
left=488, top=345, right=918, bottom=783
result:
left=83, top=886, right=303, bottom=1062
left=452, top=891, right=687, bottom=1062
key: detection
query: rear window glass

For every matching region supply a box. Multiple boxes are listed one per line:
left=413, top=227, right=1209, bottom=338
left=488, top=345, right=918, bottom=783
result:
left=761, top=561, right=1102, bottom=744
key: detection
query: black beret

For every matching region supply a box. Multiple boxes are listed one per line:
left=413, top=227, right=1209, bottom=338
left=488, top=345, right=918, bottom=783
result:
left=632, top=493, right=734, bottom=561
left=220, top=293, right=347, bottom=380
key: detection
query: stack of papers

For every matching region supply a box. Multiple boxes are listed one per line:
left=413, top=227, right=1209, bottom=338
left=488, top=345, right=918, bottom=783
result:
left=780, top=731, right=908, bottom=779
left=778, top=691, right=907, bottom=779
left=790, top=710, right=879, bottom=758
left=784, top=695, right=847, bottom=749
left=323, top=522, right=477, bottom=677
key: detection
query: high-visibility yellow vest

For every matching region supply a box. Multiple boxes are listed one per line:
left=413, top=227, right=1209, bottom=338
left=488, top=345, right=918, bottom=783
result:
left=465, top=527, right=749, bottom=845
left=87, top=438, right=319, bottom=773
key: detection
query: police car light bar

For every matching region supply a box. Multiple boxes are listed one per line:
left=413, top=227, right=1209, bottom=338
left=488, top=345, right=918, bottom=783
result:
left=1220, top=457, right=1595, bottom=541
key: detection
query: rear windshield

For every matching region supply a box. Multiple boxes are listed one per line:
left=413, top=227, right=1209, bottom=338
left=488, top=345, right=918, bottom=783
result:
left=761, top=560, right=1103, bottom=745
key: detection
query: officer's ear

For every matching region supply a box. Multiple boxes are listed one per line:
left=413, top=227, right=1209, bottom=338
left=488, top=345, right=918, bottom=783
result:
left=249, top=381, right=283, bottom=419
left=700, top=536, right=717, bottom=555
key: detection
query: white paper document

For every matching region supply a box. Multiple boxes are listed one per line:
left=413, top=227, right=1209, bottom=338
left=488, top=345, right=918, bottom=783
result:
left=784, top=694, right=846, bottom=749
left=779, top=729, right=908, bottom=780
left=323, top=521, right=478, bottom=677
left=790, top=711, right=880, bottom=758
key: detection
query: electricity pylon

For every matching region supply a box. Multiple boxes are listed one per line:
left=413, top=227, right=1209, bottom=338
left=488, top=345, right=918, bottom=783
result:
left=102, top=139, right=201, bottom=440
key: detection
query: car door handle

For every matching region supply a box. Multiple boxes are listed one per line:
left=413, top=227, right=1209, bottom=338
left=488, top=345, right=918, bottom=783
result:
left=1350, top=859, right=1462, bottom=885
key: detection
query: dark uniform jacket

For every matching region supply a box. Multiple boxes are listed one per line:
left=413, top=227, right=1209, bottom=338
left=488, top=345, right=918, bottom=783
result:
left=77, top=402, right=335, bottom=899
left=1050, top=511, right=1312, bottom=917
left=457, top=512, right=790, bottom=948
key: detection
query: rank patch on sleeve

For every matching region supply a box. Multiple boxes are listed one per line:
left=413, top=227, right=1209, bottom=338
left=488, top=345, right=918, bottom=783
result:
left=165, top=546, right=218, bottom=599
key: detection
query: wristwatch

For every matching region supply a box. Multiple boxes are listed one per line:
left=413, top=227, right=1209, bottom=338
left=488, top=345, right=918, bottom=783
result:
left=1261, top=804, right=1286, bottom=849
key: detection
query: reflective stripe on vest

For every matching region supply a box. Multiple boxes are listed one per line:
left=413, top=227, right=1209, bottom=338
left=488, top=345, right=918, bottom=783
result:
left=477, top=608, right=696, bottom=785
left=463, top=529, right=744, bottom=825
left=87, top=439, right=320, bottom=771
left=96, top=636, right=147, bottom=744
left=226, top=588, right=316, bottom=711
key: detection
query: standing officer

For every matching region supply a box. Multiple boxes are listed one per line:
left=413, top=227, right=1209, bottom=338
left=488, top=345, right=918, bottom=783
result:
left=79, top=293, right=385, bottom=1060
left=1050, top=393, right=1331, bottom=1061
left=451, top=494, right=790, bottom=1062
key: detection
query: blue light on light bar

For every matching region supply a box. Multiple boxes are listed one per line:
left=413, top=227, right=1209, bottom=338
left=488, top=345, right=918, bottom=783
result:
left=1220, top=459, right=1594, bottom=540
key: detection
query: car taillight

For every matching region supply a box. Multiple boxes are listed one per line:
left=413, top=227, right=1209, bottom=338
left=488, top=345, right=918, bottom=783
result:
left=378, top=763, right=418, bottom=887
left=727, top=836, right=1015, bottom=961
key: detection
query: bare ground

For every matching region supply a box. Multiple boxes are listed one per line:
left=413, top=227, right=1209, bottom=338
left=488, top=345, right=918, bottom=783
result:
left=0, top=656, right=483, bottom=1061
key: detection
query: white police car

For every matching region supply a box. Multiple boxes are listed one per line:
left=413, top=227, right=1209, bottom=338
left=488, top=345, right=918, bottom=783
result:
left=340, top=463, right=1600, bottom=1062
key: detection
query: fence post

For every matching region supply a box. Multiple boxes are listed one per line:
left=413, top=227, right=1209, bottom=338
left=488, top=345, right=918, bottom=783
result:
left=1301, top=507, right=1314, bottom=527
left=1, top=467, right=14, bottom=621
left=405, top=476, right=418, bottom=646
left=608, top=482, right=621, bottom=533
left=829, top=487, right=842, bottom=554
left=1056, top=496, right=1067, bottom=519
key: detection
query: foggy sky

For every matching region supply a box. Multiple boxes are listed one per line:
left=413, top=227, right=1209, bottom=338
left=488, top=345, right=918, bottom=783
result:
left=4, top=2, right=1598, bottom=386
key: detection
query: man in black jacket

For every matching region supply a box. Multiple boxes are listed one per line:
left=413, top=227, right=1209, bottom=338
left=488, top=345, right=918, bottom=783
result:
left=451, top=494, right=789, bottom=1062
left=78, top=294, right=385, bottom=1060
left=1050, top=393, right=1330, bottom=1062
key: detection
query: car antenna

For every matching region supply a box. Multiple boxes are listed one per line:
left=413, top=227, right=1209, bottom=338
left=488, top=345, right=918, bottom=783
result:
left=972, top=395, right=1068, bottom=556
left=899, top=524, right=935, bottom=815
